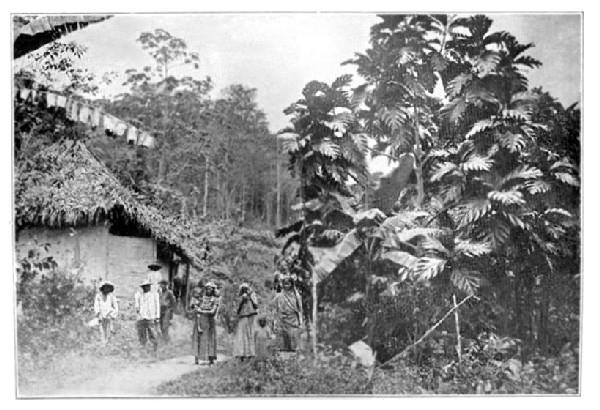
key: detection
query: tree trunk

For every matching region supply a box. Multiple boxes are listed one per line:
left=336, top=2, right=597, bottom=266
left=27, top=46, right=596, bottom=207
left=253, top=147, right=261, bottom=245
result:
left=276, top=138, right=282, bottom=227
left=157, top=154, right=167, bottom=184
left=312, top=266, right=318, bottom=356
left=365, top=245, right=376, bottom=349
left=241, top=186, right=246, bottom=223
left=452, top=294, right=462, bottom=361
left=203, top=156, right=209, bottom=218
left=539, top=269, right=551, bottom=354
left=413, top=104, right=425, bottom=207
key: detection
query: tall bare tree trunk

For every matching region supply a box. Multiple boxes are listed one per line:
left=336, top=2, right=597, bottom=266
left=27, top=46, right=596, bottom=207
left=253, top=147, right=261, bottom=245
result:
left=312, top=267, right=318, bottom=356
left=453, top=294, right=462, bottom=361
left=203, top=156, right=209, bottom=218
left=413, top=103, right=425, bottom=207
left=241, top=186, right=246, bottom=223
left=276, top=138, right=282, bottom=227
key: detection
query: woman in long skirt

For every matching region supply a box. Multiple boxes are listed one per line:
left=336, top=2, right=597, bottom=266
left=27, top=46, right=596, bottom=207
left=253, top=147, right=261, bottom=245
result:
left=190, top=282, right=220, bottom=365
left=273, top=275, right=303, bottom=352
left=233, top=283, right=258, bottom=360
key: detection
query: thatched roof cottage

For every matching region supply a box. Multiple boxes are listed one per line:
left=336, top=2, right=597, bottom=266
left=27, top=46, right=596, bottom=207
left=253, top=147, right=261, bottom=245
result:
left=15, top=139, right=205, bottom=301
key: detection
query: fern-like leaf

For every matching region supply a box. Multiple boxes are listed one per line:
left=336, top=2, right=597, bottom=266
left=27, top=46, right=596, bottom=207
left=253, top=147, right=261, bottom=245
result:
left=488, top=190, right=525, bottom=205
left=526, top=180, right=551, bottom=195
left=498, top=165, right=543, bottom=188
left=315, top=140, right=341, bottom=158
left=466, top=119, right=495, bottom=139
left=413, top=257, right=447, bottom=281
left=457, top=199, right=492, bottom=227
left=498, top=131, right=526, bottom=153
left=475, top=50, right=501, bottom=77
left=447, top=73, right=473, bottom=98
left=431, top=162, right=459, bottom=182
left=441, top=96, right=467, bottom=124
left=553, top=172, right=579, bottom=186
left=485, top=220, right=511, bottom=249
left=461, top=155, right=493, bottom=172
left=454, top=239, right=492, bottom=257
left=450, top=268, right=480, bottom=296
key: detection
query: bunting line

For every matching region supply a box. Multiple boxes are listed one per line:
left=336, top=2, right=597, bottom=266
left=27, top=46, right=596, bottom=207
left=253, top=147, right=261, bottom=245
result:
left=14, top=86, right=156, bottom=148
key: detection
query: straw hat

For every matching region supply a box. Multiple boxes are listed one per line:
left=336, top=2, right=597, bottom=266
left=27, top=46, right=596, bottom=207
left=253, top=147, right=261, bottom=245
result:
left=139, top=279, right=152, bottom=287
left=98, top=281, right=115, bottom=292
left=147, top=260, right=162, bottom=271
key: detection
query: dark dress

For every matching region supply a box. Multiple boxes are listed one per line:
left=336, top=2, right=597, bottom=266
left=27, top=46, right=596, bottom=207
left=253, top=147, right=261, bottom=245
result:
left=190, top=295, right=220, bottom=362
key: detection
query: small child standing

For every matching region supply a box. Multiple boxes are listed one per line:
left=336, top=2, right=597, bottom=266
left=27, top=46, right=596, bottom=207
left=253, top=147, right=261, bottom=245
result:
left=254, top=317, right=274, bottom=359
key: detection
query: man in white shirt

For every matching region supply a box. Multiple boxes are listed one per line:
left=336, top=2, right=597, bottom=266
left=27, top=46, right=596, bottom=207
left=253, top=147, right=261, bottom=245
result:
left=94, top=281, right=118, bottom=345
left=134, top=279, right=160, bottom=351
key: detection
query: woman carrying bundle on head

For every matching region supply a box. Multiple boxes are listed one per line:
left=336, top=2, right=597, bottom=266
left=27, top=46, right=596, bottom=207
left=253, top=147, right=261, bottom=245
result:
left=233, top=283, right=259, bottom=361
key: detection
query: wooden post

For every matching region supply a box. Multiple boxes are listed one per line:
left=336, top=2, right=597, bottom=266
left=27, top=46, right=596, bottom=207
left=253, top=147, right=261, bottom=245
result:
left=452, top=294, right=462, bottom=361
left=184, top=263, right=191, bottom=310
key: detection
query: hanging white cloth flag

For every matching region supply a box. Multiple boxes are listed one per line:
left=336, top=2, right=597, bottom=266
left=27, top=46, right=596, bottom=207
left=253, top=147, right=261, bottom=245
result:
left=66, top=100, right=79, bottom=121
left=79, top=104, right=90, bottom=123
left=46, top=92, right=57, bottom=107
left=102, top=114, right=115, bottom=133
left=114, top=120, right=127, bottom=137
left=91, top=108, right=101, bottom=127
left=126, top=126, right=137, bottom=144
left=19, top=88, right=31, bottom=100
left=56, top=95, right=67, bottom=108
left=138, top=132, right=155, bottom=148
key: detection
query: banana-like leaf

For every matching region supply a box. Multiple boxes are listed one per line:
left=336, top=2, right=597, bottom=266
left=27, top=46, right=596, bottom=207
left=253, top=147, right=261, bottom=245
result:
left=352, top=208, right=387, bottom=228
left=381, top=250, right=418, bottom=268
left=310, top=229, right=362, bottom=282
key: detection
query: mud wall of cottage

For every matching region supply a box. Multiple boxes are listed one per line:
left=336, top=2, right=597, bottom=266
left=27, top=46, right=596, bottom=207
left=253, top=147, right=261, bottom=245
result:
left=16, top=226, right=168, bottom=303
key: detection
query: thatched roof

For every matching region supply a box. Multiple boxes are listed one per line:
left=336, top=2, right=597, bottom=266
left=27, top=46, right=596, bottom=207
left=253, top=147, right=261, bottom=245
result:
left=15, top=139, right=203, bottom=264
left=14, top=15, right=111, bottom=59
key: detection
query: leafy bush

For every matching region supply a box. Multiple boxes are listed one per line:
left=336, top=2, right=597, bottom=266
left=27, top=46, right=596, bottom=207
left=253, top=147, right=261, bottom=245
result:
left=374, top=333, right=579, bottom=394
left=158, top=348, right=371, bottom=396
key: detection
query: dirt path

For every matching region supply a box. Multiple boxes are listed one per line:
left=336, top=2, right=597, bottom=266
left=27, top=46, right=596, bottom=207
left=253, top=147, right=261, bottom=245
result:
left=40, top=355, right=228, bottom=398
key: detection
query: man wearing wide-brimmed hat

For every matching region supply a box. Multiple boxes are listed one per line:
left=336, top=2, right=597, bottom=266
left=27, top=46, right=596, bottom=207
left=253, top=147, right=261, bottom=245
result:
left=134, top=279, right=160, bottom=351
left=146, top=260, right=163, bottom=291
left=94, top=281, right=118, bottom=345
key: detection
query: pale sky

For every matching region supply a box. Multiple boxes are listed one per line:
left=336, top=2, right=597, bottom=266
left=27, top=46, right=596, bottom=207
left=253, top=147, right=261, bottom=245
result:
left=14, top=13, right=582, bottom=172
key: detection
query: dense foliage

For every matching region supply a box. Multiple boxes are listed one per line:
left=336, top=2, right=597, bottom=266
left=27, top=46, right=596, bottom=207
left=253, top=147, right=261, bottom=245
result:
left=13, top=14, right=580, bottom=395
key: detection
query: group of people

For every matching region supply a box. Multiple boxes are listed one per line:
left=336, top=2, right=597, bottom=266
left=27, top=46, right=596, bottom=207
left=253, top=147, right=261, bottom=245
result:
left=93, top=260, right=177, bottom=349
left=92, top=259, right=305, bottom=365
left=231, top=274, right=304, bottom=361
